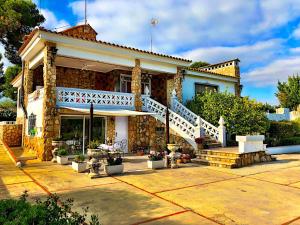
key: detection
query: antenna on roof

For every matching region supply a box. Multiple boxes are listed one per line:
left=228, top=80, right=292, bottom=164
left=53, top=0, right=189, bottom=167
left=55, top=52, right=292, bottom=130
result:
left=85, top=0, right=87, bottom=25
left=150, top=18, right=158, bottom=52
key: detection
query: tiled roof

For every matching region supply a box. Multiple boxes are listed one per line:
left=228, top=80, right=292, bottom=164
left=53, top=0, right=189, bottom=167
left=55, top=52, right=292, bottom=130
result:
left=185, top=67, right=239, bottom=80
left=18, top=27, right=191, bottom=62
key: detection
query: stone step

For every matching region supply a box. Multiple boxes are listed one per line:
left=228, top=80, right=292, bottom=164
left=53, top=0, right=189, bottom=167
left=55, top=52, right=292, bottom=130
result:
left=207, top=143, right=222, bottom=148
left=198, top=154, right=239, bottom=164
left=193, top=158, right=237, bottom=169
left=200, top=150, right=238, bottom=158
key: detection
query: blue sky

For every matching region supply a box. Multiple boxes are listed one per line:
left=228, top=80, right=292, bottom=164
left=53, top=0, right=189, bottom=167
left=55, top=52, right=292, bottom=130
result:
left=2, top=0, right=300, bottom=105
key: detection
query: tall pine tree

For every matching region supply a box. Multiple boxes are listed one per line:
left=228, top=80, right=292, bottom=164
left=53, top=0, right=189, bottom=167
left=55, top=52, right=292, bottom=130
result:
left=0, top=0, right=44, bottom=65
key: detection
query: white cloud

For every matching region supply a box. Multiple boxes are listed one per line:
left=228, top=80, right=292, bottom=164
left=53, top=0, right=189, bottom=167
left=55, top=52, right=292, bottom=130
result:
left=40, top=9, right=70, bottom=31
left=292, top=24, right=300, bottom=39
left=68, top=0, right=300, bottom=55
left=290, top=47, right=300, bottom=54
left=251, top=0, right=300, bottom=34
left=180, top=39, right=284, bottom=67
left=68, top=0, right=261, bottom=53
left=244, top=57, right=300, bottom=86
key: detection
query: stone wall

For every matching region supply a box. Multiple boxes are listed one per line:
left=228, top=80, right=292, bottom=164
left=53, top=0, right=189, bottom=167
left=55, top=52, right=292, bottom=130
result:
left=174, top=67, right=183, bottom=102
left=106, top=116, right=115, bottom=143
left=128, top=115, right=193, bottom=152
left=0, top=124, right=22, bottom=147
left=131, top=59, right=142, bottom=111
left=41, top=43, right=60, bottom=161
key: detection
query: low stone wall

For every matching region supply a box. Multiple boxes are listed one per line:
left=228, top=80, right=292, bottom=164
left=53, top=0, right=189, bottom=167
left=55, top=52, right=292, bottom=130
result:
left=236, top=151, right=274, bottom=168
left=23, top=135, right=46, bottom=160
left=0, top=124, right=22, bottom=147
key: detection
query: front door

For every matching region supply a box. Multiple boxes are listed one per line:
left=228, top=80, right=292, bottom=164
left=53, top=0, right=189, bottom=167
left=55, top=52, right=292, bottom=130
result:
left=115, top=116, right=128, bottom=153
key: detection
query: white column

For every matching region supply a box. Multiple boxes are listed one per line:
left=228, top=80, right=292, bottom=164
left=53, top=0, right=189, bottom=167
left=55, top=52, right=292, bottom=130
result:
left=218, top=116, right=226, bottom=147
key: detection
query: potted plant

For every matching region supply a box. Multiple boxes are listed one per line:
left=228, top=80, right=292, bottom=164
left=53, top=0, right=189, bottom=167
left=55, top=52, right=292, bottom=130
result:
left=57, top=148, right=69, bottom=165
left=147, top=152, right=165, bottom=169
left=104, top=155, right=124, bottom=175
left=72, top=155, right=87, bottom=173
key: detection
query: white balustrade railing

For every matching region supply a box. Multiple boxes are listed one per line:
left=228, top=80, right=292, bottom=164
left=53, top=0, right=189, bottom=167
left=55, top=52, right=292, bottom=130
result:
left=200, top=119, right=219, bottom=140
left=171, top=94, right=220, bottom=141
left=171, top=98, right=198, bottom=126
left=142, top=96, right=197, bottom=148
left=56, top=87, right=135, bottom=109
left=28, top=88, right=44, bottom=102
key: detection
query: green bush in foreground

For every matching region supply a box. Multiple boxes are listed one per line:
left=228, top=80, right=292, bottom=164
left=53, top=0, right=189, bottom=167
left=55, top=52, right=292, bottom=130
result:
left=0, top=191, right=101, bottom=225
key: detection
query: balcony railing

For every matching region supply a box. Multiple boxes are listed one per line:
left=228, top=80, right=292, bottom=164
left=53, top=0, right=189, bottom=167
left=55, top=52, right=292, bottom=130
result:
left=56, top=87, right=135, bottom=110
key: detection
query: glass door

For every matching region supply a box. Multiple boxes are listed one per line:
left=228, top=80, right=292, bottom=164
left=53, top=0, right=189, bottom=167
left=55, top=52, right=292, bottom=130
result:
left=84, top=117, right=106, bottom=149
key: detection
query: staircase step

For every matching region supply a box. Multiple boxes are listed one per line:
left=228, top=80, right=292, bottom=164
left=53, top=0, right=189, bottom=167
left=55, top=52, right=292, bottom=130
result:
left=200, top=150, right=239, bottom=158
left=198, top=154, right=239, bottom=164
left=207, top=143, right=222, bottom=148
left=193, top=158, right=237, bottom=169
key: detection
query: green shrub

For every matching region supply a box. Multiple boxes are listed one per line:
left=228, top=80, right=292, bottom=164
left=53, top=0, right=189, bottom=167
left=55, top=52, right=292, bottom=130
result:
left=88, top=140, right=100, bottom=149
left=0, top=109, right=16, bottom=121
left=279, top=137, right=300, bottom=146
left=186, top=91, right=270, bottom=136
left=267, top=121, right=298, bottom=139
left=0, top=191, right=101, bottom=225
left=266, top=121, right=300, bottom=146
left=57, top=148, right=68, bottom=157
left=74, top=154, right=85, bottom=163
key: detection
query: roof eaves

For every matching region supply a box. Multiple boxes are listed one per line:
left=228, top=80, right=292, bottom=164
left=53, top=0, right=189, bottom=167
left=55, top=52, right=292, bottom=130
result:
left=19, top=27, right=192, bottom=63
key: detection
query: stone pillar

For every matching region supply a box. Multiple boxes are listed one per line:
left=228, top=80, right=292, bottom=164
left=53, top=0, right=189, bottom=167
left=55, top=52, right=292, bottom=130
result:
left=131, top=59, right=142, bottom=111
left=23, top=61, right=33, bottom=107
left=174, top=67, right=183, bottom=102
left=218, top=116, right=226, bottom=147
left=41, top=42, right=59, bottom=160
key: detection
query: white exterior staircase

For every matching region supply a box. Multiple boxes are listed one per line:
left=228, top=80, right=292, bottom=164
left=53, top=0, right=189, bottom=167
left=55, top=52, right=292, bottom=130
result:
left=142, top=91, right=226, bottom=150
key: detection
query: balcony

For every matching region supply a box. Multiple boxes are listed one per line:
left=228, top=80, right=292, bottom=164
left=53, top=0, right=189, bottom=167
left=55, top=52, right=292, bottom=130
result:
left=56, top=87, right=135, bottom=110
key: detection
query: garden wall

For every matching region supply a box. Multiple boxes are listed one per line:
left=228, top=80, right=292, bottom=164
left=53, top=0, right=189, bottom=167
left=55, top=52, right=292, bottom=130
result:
left=267, top=145, right=300, bottom=154
left=0, top=123, right=22, bottom=147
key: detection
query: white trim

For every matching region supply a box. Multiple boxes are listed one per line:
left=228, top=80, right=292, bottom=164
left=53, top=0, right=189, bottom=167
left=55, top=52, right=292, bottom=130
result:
left=186, top=70, right=238, bottom=83
left=29, top=50, right=44, bottom=69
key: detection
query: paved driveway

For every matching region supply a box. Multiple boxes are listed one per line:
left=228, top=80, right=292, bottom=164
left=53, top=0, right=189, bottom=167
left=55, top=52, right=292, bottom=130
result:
left=2, top=145, right=300, bottom=225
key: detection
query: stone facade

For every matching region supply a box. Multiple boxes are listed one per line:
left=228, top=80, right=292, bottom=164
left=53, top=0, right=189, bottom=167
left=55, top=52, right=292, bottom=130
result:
left=106, top=116, right=115, bottom=143
left=41, top=43, right=60, bottom=160
left=131, top=59, right=142, bottom=111
left=174, top=67, right=183, bottom=102
left=0, top=124, right=22, bottom=147
left=24, top=61, right=33, bottom=107
left=128, top=115, right=193, bottom=152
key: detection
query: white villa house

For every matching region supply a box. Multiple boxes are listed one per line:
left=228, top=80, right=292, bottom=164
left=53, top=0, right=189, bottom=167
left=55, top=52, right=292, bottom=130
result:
left=9, top=24, right=241, bottom=160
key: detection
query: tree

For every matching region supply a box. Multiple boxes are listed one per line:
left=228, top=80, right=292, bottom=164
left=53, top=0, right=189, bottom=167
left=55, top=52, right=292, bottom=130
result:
left=275, top=75, right=300, bottom=110
left=189, top=61, right=210, bottom=68
left=2, top=65, right=21, bottom=100
left=186, top=91, right=270, bottom=137
left=0, top=0, right=44, bottom=65
left=0, top=53, right=3, bottom=77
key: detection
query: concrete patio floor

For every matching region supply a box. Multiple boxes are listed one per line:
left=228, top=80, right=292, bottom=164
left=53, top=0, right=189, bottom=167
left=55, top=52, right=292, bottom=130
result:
left=2, top=145, right=300, bottom=225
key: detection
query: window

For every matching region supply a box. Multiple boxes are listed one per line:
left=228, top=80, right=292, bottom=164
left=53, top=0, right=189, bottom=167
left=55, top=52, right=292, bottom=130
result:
left=28, top=113, right=36, bottom=135
left=195, top=83, right=218, bottom=96
left=120, top=74, right=151, bottom=94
